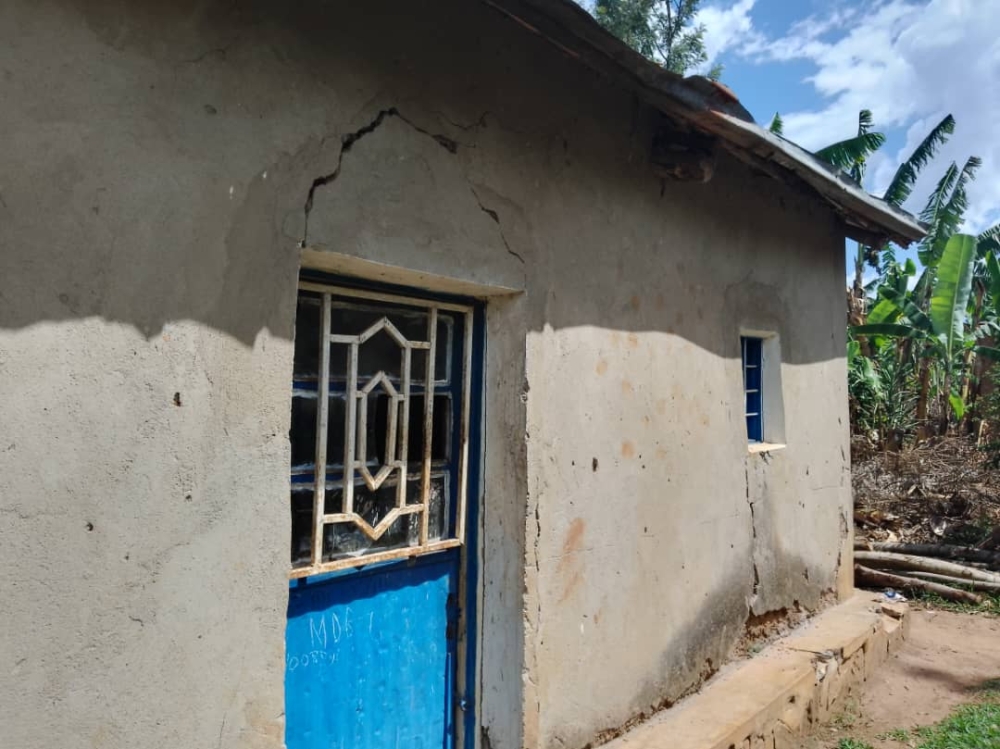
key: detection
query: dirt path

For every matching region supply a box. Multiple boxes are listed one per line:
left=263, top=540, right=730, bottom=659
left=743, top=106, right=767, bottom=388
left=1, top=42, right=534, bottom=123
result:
left=804, top=608, right=1000, bottom=748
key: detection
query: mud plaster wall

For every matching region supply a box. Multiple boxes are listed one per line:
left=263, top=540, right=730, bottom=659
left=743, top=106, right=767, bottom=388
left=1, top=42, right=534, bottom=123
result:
left=0, top=1, right=850, bottom=749
left=523, top=181, right=851, bottom=748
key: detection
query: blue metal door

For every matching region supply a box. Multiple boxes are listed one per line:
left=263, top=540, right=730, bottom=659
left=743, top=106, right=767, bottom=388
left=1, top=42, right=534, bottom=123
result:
left=285, top=281, right=478, bottom=749
left=286, top=551, right=460, bottom=749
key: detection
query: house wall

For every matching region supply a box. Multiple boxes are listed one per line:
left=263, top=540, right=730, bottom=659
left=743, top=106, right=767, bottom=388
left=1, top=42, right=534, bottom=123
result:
left=0, top=2, right=851, bottom=749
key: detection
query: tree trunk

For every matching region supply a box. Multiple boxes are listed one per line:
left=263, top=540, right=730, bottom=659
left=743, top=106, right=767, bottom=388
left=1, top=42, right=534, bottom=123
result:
left=849, top=251, right=872, bottom=357
left=969, top=333, right=997, bottom=433
left=945, top=371, right=953, bottom=434
left=961, top=285, right=985, bottom=425
left=906, top=571, right=1000, bottom=593
left=855, top=541, right=1000, bottom=568
left=854, top=551, right=1000, bottom=583
left=915, top=356, right=932, bottom=442
left=855, top=564, right=982, bottom=604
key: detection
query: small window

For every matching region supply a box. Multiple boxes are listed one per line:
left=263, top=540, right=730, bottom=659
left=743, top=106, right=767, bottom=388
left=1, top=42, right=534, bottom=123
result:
left=741, top=336, right=763, bottom=443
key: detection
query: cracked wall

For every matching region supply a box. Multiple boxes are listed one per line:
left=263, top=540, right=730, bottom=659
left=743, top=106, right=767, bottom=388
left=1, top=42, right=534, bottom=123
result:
left=0, top=1, right=850, bottom=749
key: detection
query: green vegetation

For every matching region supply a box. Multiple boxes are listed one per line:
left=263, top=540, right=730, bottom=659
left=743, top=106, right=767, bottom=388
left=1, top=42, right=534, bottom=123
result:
left=836, top=740, right=873, bottom=749
left=596, top=13, right=996, bottom=449
left=831, top=698, right=862, bottom=730
left=911, top=702, right=1000, bottom=748
left=911, top=589, right=1000, bottom=615
left=833, top=681, right=1000, bottom=748
left=974, top=677, right=1000, bottom=695
left=592, top=0, right=721, bottom=78
left=803, top=110, right=1000, bottom=449
left=877, top=727, right=912, bottom=742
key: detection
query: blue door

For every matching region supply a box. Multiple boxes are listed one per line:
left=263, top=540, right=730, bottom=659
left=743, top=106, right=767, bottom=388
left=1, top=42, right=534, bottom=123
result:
left=286, top=551, right=460, bottom=749
left=285, top=281, right=477, bottom=749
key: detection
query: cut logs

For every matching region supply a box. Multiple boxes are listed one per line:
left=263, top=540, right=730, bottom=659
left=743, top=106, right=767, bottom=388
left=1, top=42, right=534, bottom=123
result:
left=854, top=551, right=1000, bottom=584
left=854, top=541, right=1000, bottom=568
left=854, top=564, right=983, bottom=605
left=905, top=571, right=1000, bottom=593
left=852, top=543, right=1000, bottom=604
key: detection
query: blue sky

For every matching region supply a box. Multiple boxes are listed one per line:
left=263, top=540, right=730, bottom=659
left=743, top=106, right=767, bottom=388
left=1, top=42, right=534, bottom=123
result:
left=694, top=0, right=1000, bottom=281
left=584, top=1, right=1000, bottom=283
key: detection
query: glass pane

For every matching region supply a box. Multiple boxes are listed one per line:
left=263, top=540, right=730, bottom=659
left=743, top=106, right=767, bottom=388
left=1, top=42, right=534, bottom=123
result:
left=746, top=414, right=763, bottom=443
left=411, top=348, right=427, bottom=386
left=290, top=488, right=314, bottom=568
left=293, top=293, right=321, bottom=380
left=322, top=515, right=419, bottom=561
left=321, top=475, right=448, bottom=561
left=341, top=394, right=451, bottom=471
left=325, top=397, right=347, bottom=467
left=410, top=315, right=453, bottom=386
left=350, top=480, right=400, bottom=530
left=405, top=394, right=451, bottom=463
left=425, top=475, right=448, bottom=541
left=358, top=331, right=405, bottom=382
left=289, top=394, right=317, bottom=468
left=327, top=302, right=453, bottom=384
left=290, top=395, right=347, bottom=469
left=356, top=390, right=394, bottom=468
left=323, top=485, right=417, bottom=560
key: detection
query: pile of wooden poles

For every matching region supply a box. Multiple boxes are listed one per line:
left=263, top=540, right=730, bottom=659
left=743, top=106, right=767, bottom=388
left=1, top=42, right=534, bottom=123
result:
left=854, top=541, right=1000, bottom=605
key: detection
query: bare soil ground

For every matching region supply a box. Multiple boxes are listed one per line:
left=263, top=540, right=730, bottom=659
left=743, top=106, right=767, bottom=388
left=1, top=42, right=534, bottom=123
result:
left=801, top=608, right=1000, bottom=748
left=821, top=436, right=1000, bottom=746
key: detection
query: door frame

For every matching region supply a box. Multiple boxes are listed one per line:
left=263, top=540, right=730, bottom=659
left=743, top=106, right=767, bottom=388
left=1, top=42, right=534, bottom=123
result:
left=289, top=268, right=486, bottom=749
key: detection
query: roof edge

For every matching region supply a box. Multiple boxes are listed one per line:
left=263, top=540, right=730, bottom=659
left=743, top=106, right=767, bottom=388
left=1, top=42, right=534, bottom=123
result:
left=483, top=0, right=927, bottom=246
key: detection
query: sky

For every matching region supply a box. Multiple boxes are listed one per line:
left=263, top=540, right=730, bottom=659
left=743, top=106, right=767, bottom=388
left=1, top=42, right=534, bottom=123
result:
left=582, top=0, right=1000, bottom=282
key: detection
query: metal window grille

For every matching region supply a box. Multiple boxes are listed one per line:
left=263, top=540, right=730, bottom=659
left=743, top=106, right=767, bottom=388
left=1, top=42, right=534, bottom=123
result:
left=289, top=282, right=473, bottom=578
left=741, top=336, right=763, bottom=443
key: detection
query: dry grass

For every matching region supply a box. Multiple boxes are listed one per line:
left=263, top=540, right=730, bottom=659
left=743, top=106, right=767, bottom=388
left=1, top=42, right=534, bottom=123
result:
left=853, top=435, right=1000, bottom=547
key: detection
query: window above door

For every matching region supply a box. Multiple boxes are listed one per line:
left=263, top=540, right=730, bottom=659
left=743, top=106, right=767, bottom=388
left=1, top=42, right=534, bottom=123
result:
left=289, top=282, right=475, bottom=577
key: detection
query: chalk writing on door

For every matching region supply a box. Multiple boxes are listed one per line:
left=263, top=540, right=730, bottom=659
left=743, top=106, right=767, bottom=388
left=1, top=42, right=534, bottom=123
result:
left=286, top=607, right=376, bottom=672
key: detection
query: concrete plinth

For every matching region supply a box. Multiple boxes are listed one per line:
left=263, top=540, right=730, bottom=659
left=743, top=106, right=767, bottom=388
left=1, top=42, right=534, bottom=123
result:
left=605, top=592, right=909, bottom=749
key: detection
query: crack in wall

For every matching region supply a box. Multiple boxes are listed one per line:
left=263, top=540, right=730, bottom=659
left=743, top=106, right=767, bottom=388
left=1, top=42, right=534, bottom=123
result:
left=433, top=110, right=491, bottom=131
left=471, top=188, right=526, bottom=265
left=301, top=107, right=460, bottom=245
left=746, top=463, right=761, bottom=605
left=835, top=510, right=849, bottom=575
left=531, top=495, right=542, bottom=726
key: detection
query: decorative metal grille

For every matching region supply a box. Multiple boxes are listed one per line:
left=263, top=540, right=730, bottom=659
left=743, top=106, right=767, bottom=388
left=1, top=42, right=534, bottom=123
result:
left=289, top=282, right=473, bottom=578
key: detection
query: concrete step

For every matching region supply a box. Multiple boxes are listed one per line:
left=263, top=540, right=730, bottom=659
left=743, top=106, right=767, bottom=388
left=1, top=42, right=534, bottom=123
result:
left=603, top=592, right=909, bottom=749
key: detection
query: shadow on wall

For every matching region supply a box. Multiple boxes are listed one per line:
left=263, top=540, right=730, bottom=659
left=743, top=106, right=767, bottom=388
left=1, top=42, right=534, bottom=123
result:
left=0, top=0, right=844, bottom=369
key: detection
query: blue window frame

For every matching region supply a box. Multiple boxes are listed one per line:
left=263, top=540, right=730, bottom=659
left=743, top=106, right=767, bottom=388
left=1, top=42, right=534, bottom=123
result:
left=741, top=336, right=763, bottom=443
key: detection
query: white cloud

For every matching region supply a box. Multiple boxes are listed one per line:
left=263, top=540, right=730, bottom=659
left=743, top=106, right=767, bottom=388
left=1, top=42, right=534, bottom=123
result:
left=741, top=0, right=1000, bottom=233
left=694, top=0, right=760, bottom=71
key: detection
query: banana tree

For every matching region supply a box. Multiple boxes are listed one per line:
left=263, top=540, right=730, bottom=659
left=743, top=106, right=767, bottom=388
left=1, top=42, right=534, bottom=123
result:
left=810, top=112, right=953, bottom=315
left=854, top=234, right=1000, bottom=430
left=965, top=224, right=1000, bottom=415
left=907, top=158, right=991, bottom=418
left=917, top=156, right=982, bottom=268
left=811, top=110, right=887, bottom=300
left=848, top=334, right=917, bottom=449
left=881, top=114, right=956, bottom=207
left=865, top=114, right=955, bottom=295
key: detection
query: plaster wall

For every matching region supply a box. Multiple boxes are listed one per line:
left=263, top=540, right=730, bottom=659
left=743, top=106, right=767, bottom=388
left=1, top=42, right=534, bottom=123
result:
left=0, top=2, right=850, bottom=748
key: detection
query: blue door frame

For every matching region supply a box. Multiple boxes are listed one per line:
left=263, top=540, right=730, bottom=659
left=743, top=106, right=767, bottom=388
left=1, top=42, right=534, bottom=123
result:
left=286, top=275, right=484, bottom=749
